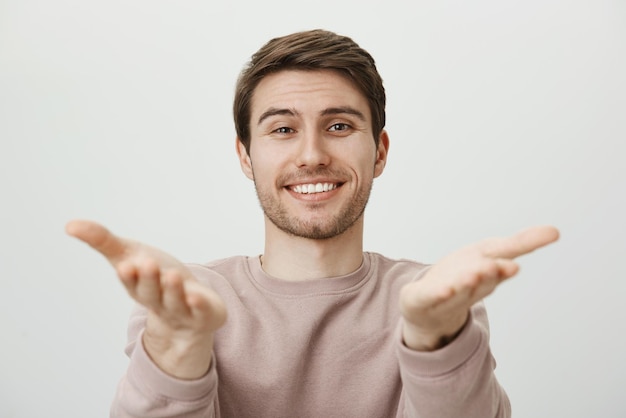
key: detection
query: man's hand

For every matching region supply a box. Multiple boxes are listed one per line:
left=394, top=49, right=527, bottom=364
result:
left=66, top=219, right=227, bottom=379
left=400, top=225, right=559, bottom=351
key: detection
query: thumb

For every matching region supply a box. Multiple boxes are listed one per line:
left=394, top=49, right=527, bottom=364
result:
left=66, top=219, right=127, bottom=261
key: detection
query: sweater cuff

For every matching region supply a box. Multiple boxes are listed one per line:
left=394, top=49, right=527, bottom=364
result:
left=396, top=308, right=487, bottom=378
left=126, top=329, right=218, bottom=402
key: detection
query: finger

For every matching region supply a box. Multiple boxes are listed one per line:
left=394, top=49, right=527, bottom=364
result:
left=117, top=260, right=139, bottom=290
left=65, top=219, right=127, bottom=261
left=494, top=258, right=520, bottom=279
left=184, top=281, right=228, bottom=329
left=186, top=284, right=213, bottom=313
left=446, top=258, right=510, bottom=303
left=426, top=258, right=518, bottom=310
left=133, top=259, right=163, bottom=310
left=479, top=225, right=560, bottom=259
left=161, top=270, right=191, bottom=317
left=462, top=259, right=519, bottom=302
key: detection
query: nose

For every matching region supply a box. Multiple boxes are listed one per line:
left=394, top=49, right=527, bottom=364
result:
left=295, top=130, right=331, bottom=168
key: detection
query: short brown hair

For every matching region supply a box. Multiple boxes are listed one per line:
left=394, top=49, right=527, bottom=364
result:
left=233, top=29, right=386, bottom=154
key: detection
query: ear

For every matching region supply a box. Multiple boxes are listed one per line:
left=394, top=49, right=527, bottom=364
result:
left=373, top=130, right=389, bottom=178
left=236, top=137, right=254, bottom=180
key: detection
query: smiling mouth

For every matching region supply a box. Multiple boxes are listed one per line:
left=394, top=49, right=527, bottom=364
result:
left=290, top=182, right=340, bottom=194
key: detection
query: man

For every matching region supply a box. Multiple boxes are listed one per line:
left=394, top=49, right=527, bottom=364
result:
left=67, top=29, right=559, bottom=417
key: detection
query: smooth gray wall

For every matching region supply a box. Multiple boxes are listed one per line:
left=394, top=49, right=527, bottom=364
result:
left=1, top=0, right=624, bottom=417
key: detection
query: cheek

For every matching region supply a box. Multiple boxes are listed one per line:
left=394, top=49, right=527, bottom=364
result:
left=249, top=154, right=281, bottom=186
left=352, top=149, right=379, bottom=177
left=250, top=141, right=295, bottom=173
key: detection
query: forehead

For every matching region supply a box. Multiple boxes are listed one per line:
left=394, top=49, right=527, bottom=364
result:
left=250, top=69, right=370, bottom=119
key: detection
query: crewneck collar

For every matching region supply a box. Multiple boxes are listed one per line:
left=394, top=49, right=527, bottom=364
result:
left=246, top=252, right=373, bottom=296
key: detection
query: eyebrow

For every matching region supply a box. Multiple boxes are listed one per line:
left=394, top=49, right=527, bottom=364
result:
left=257, top=106, right=366, bottom=126
left=257, top=108, right=299, bottom=126
left=320, top=107, right=366, bottom=121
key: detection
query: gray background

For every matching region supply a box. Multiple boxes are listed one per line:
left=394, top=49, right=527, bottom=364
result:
left=1, top=0, right=624, bottom=417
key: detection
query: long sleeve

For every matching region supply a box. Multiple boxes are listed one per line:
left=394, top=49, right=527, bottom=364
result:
left=110, top=306, right=220, bottom=418
left=108, top=255, right=511, bottom=417
left=396, top=303, right=511, bottom=418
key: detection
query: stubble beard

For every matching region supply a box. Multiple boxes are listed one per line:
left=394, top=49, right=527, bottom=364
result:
left=254, top=175, right=373, bottom=240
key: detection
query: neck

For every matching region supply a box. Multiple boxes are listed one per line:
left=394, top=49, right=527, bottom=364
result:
left=261, top=217, right=365, bottom=281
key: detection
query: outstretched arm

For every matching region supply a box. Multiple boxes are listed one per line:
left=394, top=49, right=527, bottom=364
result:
left=66, top=219, right=227, bottom=379
left=400, top=225, right=559, bottom=351
left=397, top=225, right=558, bottom=418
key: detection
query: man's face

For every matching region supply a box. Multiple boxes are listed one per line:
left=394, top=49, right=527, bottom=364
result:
left=237, top=69, right=388, bottom=240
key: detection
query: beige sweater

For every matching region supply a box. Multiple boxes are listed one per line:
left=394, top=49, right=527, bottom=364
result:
left=111, top=253, right=511, bottom=418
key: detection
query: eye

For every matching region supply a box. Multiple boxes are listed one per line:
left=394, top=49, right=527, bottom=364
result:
left=273, top=126, right=294, bottom=134
left=328, top=123, right=351, bottom=132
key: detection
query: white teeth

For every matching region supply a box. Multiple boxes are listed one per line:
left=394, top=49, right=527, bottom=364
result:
left=292, top=183, right=337, bottom=194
